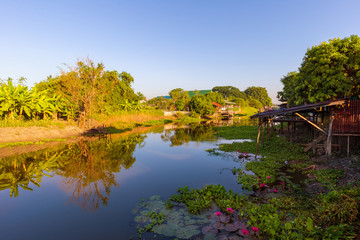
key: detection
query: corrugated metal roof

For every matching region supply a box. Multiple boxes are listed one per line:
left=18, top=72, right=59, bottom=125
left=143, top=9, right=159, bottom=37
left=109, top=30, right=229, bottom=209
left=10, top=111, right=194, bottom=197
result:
left=187, top=90, right=211, bottom=98
left=251, top=99, right=345, bottom=119
left=212, top=102, right=223, bottom=107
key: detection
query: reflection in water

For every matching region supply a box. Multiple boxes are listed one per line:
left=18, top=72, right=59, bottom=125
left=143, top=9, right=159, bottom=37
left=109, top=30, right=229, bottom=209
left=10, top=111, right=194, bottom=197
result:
left=161, top=125, right=215, bottom=146
left=0, top=151, right=60, bottom=197
left=0, top=135, right=145, bottom=211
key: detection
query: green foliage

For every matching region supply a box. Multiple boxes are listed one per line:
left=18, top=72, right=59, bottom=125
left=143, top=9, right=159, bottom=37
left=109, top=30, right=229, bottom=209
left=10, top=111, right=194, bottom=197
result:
left=244, top=86, right=272, bottom=107
left=315, top=188, right=360, bottom=225
left=169, top=184, right=247, bottom=214
left=232, top=168, right=258, bottom=190
left=213, top=125, right=259, bottom=140
left=215, top=126, right=308, bottom=189
left=0, top=78, right=66, bottom=121
left=136, top=211, right=166, bottom=237
left=212, top=86, right=245, bottom=99
left=278, top=35, right=360, bottom=105
left=308, top=169, right=344, bottom=189
left=204, top=91, right=225, bottom=105
left=188, top=95, right=215, bottom=116
left=174, top=99, right=185, bottom=111
left=247, top=97, right=263, bottom=109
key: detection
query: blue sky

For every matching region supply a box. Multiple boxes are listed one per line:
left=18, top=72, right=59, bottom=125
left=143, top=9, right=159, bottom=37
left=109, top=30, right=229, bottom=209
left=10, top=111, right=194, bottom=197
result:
left=1, top=0, right=359, bottom=103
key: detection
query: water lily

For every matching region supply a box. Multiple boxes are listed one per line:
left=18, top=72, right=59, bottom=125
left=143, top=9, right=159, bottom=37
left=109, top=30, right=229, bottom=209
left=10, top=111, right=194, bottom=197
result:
left=252, top=226, right=259, bottom=232
left=242, top=229, right=249, bottom=236
left=273, top=189, right=278, bottom=193
left=216, top=211, right=222, bottom=216
left=260, top=183, right=266, bottom=188
left=227, top=207, right=234, bottom=213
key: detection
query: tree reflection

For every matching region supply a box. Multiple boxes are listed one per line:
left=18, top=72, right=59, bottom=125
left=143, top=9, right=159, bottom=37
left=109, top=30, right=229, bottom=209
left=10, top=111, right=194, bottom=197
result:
left=0, top=134, right=145, bottom=211
left=57, top=135, right=144, bottom=211
left=0, top=151, right=61, bottom=197
left=161, top=125, right=214, bottom=146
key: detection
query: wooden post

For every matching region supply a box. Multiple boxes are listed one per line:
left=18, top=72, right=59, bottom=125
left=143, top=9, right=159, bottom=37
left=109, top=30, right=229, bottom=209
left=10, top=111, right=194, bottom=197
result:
left=347, top=135, right=350, bottom=158
left=325, top=114, right=334, bottom=157
left=256, top=121, right=262, bottom=158
left=261, top=121, right=265, bottom=146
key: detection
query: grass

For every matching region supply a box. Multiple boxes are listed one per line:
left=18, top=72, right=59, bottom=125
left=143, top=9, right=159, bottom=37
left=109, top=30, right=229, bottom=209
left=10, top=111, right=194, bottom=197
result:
left=0, top=119, right=68, bottom=128
left=213, top=125, right=309, bottom=186
left=0, top=138, right=67, bottom=148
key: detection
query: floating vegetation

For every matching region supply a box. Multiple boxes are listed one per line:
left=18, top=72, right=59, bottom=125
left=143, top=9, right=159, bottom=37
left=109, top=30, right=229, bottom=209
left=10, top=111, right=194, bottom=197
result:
left=132, top=195, right=208, bottom=239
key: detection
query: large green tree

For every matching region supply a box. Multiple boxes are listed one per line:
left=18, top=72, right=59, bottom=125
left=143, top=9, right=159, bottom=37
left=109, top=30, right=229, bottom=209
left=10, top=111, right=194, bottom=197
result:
left=278, top=35, right=360, bottom=105
left=169, top=88, right=190, bottom=110
left=244, top=86, right=272, bottom=107
left=212, top=86, right=245, bottom=99
left=188, top=95, right=215, bottom=116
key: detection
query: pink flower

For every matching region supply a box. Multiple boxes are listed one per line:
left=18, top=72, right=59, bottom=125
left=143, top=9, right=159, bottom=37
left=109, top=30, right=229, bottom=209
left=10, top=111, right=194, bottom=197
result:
left=260, top=183, right=266, bottom=188
left=243, top=152, right=247, bottom=155
left=273, top=189, right=278, bottom=193
left=216, top=211, right=222, bottom=216
left=267, top=176, right=271, bottom=179
left=242, top=229, right=249, bottom=236
left=227, top=207, right=234, bottom=213
left=237, top=151, right=241, bottom=153
left=252, top=226, right=259, bottom=232
left=280, top=182, right=284, bottom=185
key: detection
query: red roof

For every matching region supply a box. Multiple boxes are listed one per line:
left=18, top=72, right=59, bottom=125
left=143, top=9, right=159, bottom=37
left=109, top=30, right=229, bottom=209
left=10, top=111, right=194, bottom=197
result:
left=212, top=102, right=223, bottom=107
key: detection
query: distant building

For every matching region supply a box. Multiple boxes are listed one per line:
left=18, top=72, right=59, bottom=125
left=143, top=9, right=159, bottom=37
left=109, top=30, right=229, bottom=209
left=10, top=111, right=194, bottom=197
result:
left=156, top=96, right=171, bottom=99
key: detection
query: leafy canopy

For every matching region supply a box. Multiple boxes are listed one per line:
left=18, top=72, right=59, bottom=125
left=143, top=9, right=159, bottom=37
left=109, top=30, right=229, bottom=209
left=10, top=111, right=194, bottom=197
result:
left=278, top=35, right=360, bottom=105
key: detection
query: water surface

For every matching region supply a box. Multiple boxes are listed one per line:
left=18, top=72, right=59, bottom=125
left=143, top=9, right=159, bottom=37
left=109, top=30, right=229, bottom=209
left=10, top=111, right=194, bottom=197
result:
left=0, top=125, right=248, bottom=239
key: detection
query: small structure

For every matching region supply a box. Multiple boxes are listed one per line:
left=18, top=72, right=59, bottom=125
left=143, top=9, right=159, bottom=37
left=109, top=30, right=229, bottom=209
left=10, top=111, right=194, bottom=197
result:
left=251, top=99, right=360, bottom=157
left=212, top=102, right=234, bottom=119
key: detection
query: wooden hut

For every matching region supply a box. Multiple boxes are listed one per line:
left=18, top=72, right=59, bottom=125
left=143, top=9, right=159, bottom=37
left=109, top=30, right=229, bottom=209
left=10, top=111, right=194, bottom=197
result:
left=251, top=99, right=360, bottom=157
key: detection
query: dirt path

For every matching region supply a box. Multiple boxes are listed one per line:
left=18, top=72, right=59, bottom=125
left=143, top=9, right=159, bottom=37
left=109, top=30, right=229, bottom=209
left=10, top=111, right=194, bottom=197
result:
left=0, top=125, right=86, bottom=158
left=0, top=126, right=83, bottom=143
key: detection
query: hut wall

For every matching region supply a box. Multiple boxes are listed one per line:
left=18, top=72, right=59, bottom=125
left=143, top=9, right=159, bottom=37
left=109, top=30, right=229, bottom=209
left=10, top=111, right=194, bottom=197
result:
left=333, top=99, right=360, bottom=134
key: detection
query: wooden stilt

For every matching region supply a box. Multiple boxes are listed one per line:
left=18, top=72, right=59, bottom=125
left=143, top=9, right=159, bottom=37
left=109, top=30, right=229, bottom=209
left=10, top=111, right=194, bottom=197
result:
left=347, top=136, right=350, bottom=158
left=256, top=121, right=262, bottom=158
left=261, top=121, right=265, bottom=146
left=325, top=114, right=334, bottom=157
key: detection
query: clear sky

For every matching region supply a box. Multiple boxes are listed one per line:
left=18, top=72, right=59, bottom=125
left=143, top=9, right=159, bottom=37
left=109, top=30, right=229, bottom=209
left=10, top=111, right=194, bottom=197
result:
left=1, top=0, right=359, bottom=103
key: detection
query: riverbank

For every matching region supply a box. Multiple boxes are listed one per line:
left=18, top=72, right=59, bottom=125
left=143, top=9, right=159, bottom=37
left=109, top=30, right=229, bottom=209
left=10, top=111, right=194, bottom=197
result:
left=210, top=126, right=360, bottom=238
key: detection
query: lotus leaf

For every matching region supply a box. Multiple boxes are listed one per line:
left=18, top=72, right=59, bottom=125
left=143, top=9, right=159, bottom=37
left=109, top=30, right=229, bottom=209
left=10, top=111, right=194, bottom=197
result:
left=203, top=233, right=217, bottom=240
left=225, top=223, right=239, bottom=232
left=202, top=225, right=218, bottom=234
left=213, top=222, right=225, bottom=230
left=176, top=225, right=200, bottom=239
left=233, top=221, right=247, bottom=229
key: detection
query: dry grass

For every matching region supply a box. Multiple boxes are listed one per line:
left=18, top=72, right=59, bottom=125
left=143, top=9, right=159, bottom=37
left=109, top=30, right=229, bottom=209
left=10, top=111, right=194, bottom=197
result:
left=92, top=110, right=175, bottom=128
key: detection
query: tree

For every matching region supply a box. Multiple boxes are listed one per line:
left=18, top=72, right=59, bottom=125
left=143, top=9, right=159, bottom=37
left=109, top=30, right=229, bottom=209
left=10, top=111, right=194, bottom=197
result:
left=244, top=86, right=272, bottom=107
left=204, top=92, right=225, bottom=105
left=277, top=72, right=298, bottom=106
left=58, top=58, right=106, bottom=128
left=212, top=86, right=245, bottom=99
left=188, top=95, right=215, bottom=116
left=278, top=35, right=360, bottom=105
left=169, top=88, right=190, bottom=110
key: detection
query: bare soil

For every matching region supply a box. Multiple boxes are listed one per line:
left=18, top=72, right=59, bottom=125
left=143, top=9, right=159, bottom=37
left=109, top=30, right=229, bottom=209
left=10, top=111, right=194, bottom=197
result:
left=0, top=126, right=85, bottom=158
left=0, top=126, right=83, bottom=143
left=304, top=155, right=360, bottom=194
